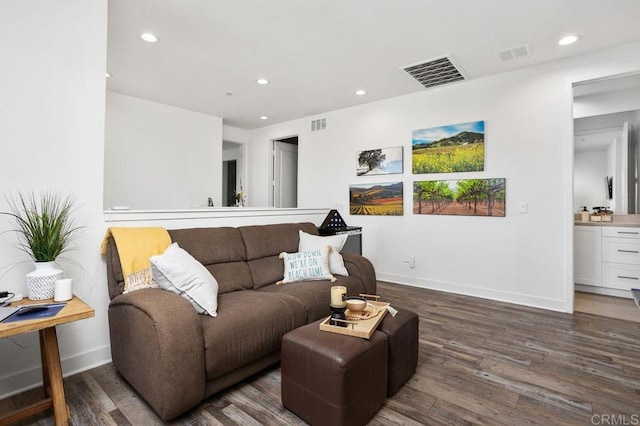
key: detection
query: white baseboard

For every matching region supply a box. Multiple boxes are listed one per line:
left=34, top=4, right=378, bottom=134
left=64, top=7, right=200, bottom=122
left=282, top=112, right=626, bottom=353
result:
left=377, top=272, right=568, bottom=312
left=575, top=284, right=633, bottom=299
left=0, top=344, right=112, bottom=400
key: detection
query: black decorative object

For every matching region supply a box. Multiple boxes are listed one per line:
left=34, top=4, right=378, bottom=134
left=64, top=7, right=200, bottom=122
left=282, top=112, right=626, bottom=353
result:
left=319, top=209, right=348, bottom=229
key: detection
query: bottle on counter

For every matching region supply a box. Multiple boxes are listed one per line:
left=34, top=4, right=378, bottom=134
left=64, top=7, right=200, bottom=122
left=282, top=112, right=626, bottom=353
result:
left=581, top=206, right=590, bottom=222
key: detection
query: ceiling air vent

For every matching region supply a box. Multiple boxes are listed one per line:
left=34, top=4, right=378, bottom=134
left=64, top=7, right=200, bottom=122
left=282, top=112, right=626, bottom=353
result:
left=401, top=55, right=466, bottom=89
left=311, top=118, right=326, bottom=132
left=496, top=43, right=532, bottom=62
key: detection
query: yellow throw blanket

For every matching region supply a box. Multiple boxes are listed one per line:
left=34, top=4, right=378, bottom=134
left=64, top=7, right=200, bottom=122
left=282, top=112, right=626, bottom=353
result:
left=101, top=227, right=172, bottom=293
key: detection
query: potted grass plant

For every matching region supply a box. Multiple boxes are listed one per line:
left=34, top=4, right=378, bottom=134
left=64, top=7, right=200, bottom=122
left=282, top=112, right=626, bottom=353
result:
left=2, top=190, right=82, bottom=300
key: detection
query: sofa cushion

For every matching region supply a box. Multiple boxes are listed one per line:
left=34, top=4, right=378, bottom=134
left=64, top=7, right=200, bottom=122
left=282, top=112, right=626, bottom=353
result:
left=244, top=256, right=280, bottom=289
left=259, top=276, right=369, bottom=322
left=239, top=223, right=318, bottom=260
left=169, top=228, right=246, bottom=264
left=205, top=262, right=253, bottom=294
left=239, top=223, right=318, bottom=289
left=150, top=243, right=219, bottom=316
left=169, top=228, right=252, bottom=294
left=299, top=231, right=349, bottom=276
left=201, top=290, right=307, bottom=380
left=278, top=247, right=334, bottom=285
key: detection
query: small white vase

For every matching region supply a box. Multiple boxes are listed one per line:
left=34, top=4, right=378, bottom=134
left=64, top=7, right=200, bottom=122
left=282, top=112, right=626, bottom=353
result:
left=25, top=261, right=63, bottom=300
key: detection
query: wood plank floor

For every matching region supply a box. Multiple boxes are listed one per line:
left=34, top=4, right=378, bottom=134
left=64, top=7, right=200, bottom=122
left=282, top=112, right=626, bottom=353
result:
left=2, top=281, right=640, bottom=425
left=575, top=291, right=640, bottom=323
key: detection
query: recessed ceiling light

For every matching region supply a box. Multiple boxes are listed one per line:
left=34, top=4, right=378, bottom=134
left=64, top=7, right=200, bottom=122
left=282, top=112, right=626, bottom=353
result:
left=256, top=78, right=269, bottom=85
left=105, top=72, right=111, bottom=78
left=140, top=32, right=159, bottom=43
left=558, top=34, right=581, bottom=46
left=259, top=116, right=268, bottom=120
left=355, top=90, right=366, bottom=96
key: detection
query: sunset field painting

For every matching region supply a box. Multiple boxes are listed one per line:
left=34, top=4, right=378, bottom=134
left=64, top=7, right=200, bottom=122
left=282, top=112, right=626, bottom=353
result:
left=413, top=178, right=505, bottom=217
left=350, top=182, right=403, bottom=216
left=412, top=121, right=485, bottom=174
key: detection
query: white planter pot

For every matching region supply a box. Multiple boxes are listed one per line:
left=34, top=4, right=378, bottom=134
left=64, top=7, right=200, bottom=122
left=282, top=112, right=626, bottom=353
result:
left=25, top=261, right=63, bottom=300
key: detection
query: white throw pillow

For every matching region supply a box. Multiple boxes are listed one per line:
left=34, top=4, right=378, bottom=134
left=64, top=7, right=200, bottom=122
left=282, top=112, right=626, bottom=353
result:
left=150, top=243, right=218, bottom=317
left=277, top=246, right=336, bottom=285
left=299, top=230, right=349, bottom=276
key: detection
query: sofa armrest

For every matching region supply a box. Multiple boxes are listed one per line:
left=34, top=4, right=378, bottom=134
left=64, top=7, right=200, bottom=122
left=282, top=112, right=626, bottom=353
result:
left=342, top=253, right=377, bottom=295
left=108, top=288, right=205, bottom=420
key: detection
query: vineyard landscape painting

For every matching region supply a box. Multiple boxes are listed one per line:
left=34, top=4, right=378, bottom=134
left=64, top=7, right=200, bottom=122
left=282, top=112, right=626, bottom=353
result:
left=412, top=121, right=485, bottom=174
left=356, top=147, right=403, bottom=176
left=350, top=182, right=403, bottom=216
left=413, top=178, right=505, bottom=217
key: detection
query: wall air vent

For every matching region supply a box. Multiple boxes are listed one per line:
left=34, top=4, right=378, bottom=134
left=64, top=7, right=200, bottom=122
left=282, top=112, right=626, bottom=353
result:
left=401, top=55, right=466, bottom=89
left=495, top=43, right=532, bottom=62
left=311, top=118, right=326, bottom=132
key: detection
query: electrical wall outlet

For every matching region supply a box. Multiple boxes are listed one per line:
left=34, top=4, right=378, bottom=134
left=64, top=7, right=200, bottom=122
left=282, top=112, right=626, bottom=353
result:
left=403, top=256, right=415, bottom=268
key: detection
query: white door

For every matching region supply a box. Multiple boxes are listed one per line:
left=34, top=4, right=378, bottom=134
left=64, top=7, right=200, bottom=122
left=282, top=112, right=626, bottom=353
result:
left=273, top=141, right=298, bottom=207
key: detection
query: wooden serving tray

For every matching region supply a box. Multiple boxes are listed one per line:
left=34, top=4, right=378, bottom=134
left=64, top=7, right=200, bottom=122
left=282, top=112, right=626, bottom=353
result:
left=319, top=300, right=389, bottom=339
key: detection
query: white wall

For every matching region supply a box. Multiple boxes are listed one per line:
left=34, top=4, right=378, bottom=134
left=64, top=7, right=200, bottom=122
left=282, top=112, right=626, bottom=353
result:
left=575, top=111, right=637, bottom=132
left=574, top=87, right=640, bottom=118
left=104, top=91, right=223, bottom=209
left=223, top=146, right=241, bottom=162
left=249, top=40, right=640, bottom=312
left=223, top=125, right=249, bottom=144
left=0, top=0, right=110, bottom=398
left=575, top=150, right=609, bottom=210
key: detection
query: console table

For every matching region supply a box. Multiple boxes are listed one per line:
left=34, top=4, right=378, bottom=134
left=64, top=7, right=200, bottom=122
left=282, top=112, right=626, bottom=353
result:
left=0, top=296, right=94, bottom=425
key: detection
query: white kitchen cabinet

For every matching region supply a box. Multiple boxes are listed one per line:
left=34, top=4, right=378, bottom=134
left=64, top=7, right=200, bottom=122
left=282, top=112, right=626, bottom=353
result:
left=575, top=224, right=640, bottom=297
left=602, top=227, right=640, bottom=239
left=602, top=262, right=640, bottom=290
left=601, top=226, right=640, bottom=292
left=574, top=225, right=602, bottom=286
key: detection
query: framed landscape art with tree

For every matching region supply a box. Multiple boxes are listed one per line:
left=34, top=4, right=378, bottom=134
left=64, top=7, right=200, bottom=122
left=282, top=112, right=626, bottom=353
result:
left=413, top=178, right=505, bottom=216
left=356, top=147, right=403, bottom=176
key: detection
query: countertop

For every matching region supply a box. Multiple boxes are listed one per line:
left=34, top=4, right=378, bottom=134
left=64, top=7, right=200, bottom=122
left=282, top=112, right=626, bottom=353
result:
left=575, top=221, right=640, bottom=227
left=574, top=214, right=640, bottom=227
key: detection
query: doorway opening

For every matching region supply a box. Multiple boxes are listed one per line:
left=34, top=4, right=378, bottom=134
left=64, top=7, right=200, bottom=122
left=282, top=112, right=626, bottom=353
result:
left=270, top=136, right=298, bottom=208
left=572, top=72, right=640, bottom=320
left=223, top=160, right=237, bottom=207
left=222, top=141, right=244, bottom=207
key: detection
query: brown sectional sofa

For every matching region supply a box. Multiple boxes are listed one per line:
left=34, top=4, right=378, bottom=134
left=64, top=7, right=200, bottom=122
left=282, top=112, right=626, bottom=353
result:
left=104, top=222, right=376, bottom=420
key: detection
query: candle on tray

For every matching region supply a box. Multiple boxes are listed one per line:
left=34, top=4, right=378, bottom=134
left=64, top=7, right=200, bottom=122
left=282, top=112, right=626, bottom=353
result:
left=331, top=286, right=347, bottom=307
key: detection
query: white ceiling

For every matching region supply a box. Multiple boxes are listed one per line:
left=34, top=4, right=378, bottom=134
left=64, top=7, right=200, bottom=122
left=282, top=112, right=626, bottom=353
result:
left=106, top=0, right=640, bottom=130
left=574, top=130, right=620, bottom=153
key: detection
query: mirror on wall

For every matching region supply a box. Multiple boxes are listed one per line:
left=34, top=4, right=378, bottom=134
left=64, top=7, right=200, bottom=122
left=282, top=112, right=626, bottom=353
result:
left=573, top=73, right=640, bottom=215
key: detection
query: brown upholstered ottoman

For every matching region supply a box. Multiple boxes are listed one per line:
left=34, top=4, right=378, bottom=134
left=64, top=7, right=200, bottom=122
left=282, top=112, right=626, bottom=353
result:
left=281, top=320, right=388, bottom=426
left=375, top=307, right=419, bottom=396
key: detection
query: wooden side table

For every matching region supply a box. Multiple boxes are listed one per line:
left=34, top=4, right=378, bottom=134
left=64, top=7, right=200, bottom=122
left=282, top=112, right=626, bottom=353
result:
left=0, top=296, right=94, bottom=425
